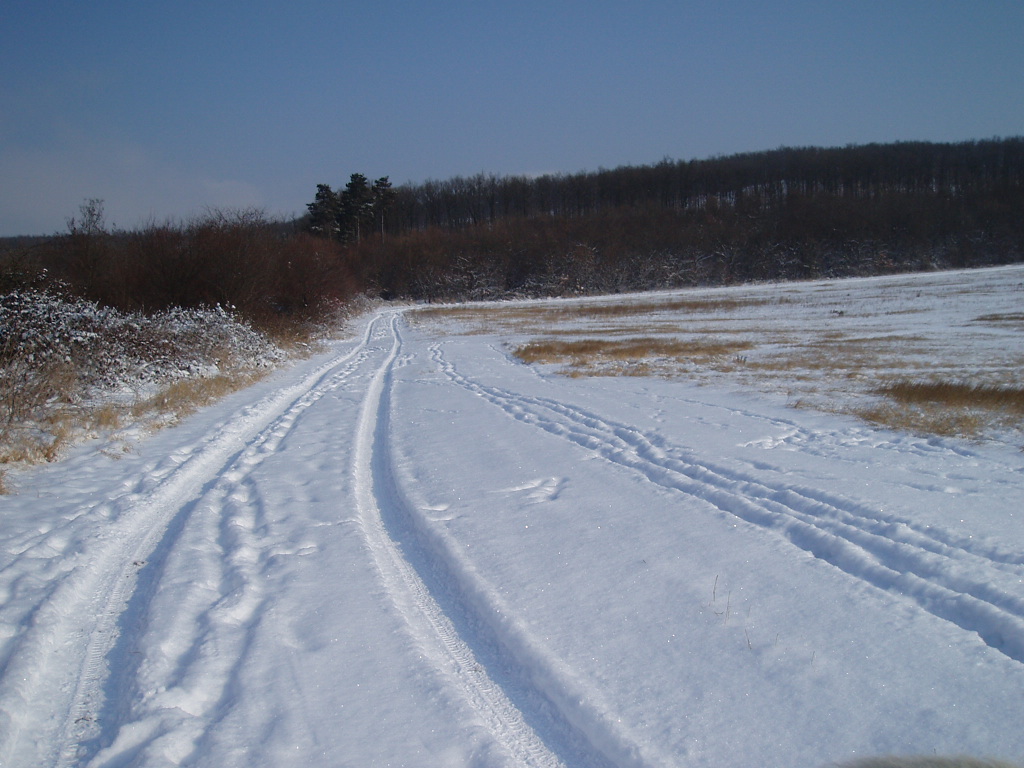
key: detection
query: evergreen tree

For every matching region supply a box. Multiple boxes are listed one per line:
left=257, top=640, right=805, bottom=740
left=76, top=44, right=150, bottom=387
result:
left=307, top=184, right=341, bottom=239
left=371, top=176, right=395, bottom=237
left=340, top=173, right=374, bottom=243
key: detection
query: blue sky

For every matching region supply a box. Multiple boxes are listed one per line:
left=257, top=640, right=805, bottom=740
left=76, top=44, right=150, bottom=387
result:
left=2, top=1, right=1022, bottom=236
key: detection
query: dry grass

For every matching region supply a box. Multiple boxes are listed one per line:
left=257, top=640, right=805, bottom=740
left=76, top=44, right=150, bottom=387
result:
left=973, top=312, right=1024, bottom=326
left=844, top=381, right=1024, bottom=440
left=0, top=369, right=265, bottom=486
left=0, top=361, right=78, bottom=434
left=748, top=351, right=929, bottom=378
left=92, top=403, right=123, bottom=431
left=440, top=277, right=1024, bottom=444
left=877, top=380, right=1024, bottom=412
left=131, top=370, right=265, bottom=423
left=505, top=322, right=1024, bottom=442
left=513, top=337, right=754, bottom=376
left=1, top=290, right=290, bottom=488
left=411, top=295, right=779, bottom=335
left=0, top=414, right=74, bottom=465
left=856, top=402, right=987, bottom=439
left=0, top=359, right=80, bottom=467
left=549, top=296, right=777, bottom=318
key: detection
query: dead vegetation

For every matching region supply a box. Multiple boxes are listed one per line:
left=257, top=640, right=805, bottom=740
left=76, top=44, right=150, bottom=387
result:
left=421, top=276, right=1024, bottom=444
left=129, top=370, right=267, bottom=423
left=973, top=312, right=1024, bottom=327
left=876, top=381, right=1024, bottom=412
left=411, top=295, right=778, bottom=332
left=513, top=337, right=755, bottom=376
left=0, top=290, right=284, bottom=479
left=0, top=362, right=269, bottom=489
left=856, top=402, right=988, bottom=440
left=854, top=381, right=1024, bottom=440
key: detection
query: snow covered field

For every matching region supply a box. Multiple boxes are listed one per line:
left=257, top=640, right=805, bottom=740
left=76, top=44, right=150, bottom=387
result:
left=1, top=267, right=1022, bottom=768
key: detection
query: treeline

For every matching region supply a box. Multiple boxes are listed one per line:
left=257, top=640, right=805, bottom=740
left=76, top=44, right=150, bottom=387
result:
left=380, top=138, right=1023, bottom=231
left=1, top=203, right=357, bottom=338
left=4, top=138, right=1023, bottom=317
left=313, top=137, right=1024, bottom=300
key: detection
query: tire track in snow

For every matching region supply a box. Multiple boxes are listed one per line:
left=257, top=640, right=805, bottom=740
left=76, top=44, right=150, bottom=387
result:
left=0, top=315, right=383, bottom=768
left=431, top=344, right=1024, bottom=666
left=356, top=316, right=672, bottom=768
left=353, top=314, right=571, bottom=768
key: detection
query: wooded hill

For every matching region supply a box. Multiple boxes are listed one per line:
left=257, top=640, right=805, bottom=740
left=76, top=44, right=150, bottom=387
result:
left=3, top=138, right=1022, bottom=321
left=324, top=137, right=1024, bottom=300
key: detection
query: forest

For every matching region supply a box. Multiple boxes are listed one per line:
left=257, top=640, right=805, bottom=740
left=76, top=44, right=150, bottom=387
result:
left=2, top=137, right=1023, bottom=317
left=326, top=137, right=1024, bottom=300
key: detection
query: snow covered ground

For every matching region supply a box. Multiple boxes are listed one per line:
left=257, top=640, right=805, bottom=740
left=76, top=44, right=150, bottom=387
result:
left=1, top=267, right=1022, bottom=768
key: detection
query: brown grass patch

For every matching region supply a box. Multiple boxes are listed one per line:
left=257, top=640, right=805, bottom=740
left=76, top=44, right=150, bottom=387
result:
left=875, top=381, right=1024, bottom=413
left=91, top=403, right=122, bottom=431
left=410, top=296, right=780, bottom=335
left=0, top=413, right=74, bottom=466
left=850, top=380, right=1024, bottom=440
left=131, top=370, right=265, bottom=423
left=856, top=403, right=987, bottom=439
left=973, top=312, right=1024, bottom=326
left=0, top=369, right=268, bottom=492
left=549, top=296, right=777, bottom=318
left=815, top=334, right=929, bottom=346
left=416, top=278, right=1024, bottom=444
left=513, top=337, right=754, bottom=373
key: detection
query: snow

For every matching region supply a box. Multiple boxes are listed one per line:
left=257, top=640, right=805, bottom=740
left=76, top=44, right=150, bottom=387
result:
left=1, top=266, right=1023, bottom=768
left=0, top=291, right=282, bottom=391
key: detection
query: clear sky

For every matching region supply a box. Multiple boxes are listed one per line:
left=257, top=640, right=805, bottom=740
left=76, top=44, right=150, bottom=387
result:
left=2, top=1, right=1022, bottom=236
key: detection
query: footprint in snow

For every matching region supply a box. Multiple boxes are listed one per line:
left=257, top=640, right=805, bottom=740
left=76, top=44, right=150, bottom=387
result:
left=499, top=477, right=566, bottom=504
left=423, top=503, right=455, bottom=521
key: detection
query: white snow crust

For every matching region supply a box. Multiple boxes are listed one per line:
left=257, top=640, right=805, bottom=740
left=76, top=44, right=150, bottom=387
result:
left=1, top=267, right=1022, bottom=768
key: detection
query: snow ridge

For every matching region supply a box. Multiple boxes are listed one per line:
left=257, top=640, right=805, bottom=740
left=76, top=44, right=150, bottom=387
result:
left=430, top=344, right=1024, bottom=666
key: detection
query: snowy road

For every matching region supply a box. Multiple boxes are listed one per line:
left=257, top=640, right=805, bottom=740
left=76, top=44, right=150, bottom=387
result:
left=2, top=271, right=1023, bottom=767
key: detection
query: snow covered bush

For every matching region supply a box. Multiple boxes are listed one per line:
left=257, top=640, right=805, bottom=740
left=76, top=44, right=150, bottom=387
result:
left=1, top=288, right=283, bottom=464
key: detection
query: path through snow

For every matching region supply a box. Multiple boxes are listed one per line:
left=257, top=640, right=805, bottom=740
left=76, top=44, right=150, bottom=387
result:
left=1, top=268, right=1023, bottom=767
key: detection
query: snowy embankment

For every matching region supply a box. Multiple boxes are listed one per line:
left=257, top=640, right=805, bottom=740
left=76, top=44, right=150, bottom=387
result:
left=0, top=267, right=1022, bottom=768
left=0, top=290, right=288, bottom=472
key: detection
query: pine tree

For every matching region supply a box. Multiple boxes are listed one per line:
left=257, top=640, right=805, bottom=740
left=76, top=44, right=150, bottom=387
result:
left=340, top=174, right=374, bottom=243
left=307, top=184, right=341, bottom=239
left=371, top=177, right=395, bottom=238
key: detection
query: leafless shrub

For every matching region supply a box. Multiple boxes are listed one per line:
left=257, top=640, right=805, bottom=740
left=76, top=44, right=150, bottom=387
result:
left=0, top=206, right=369, bottom=482
left=33, top=207, right=360, bottom=339
left=1, top=289, right=282, bottom=471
